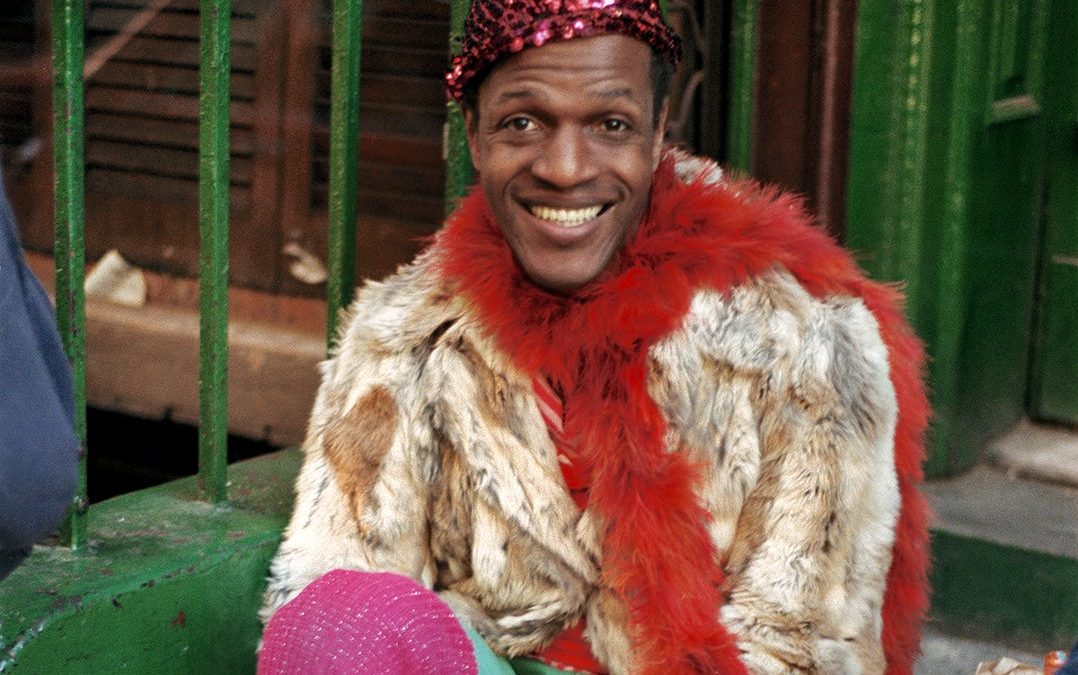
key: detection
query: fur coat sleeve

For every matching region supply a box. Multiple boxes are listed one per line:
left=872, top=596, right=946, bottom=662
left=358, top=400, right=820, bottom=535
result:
left=649, top=273, right=901, bottom=673
left=260, top=255, right=599, bottom=656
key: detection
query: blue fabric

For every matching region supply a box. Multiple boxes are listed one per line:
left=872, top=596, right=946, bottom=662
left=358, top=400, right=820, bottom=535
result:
left=1058, top=637, right=1078, bottom=675
left=463, top=624, right=574, bottom=674
left=0, top=163, right=79, bottom=581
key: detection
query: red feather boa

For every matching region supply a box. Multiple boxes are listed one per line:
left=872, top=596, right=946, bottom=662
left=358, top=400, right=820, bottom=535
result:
left=437, top=153, right=929, bottom=674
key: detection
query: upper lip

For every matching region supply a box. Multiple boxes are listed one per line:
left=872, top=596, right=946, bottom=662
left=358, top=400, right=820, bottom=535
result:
left=518, top=197, right=612, bottom=209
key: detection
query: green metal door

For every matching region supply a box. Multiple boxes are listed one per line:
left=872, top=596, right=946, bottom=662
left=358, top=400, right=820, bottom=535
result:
left=847, top=0, right=1053, bottom=475
left=949, top=0, right=1051, bottom=468
left=1029, top=0, right=1078, bottom=425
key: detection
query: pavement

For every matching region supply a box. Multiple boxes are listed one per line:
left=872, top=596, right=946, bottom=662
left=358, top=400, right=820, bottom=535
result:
left=915, top=418, right=1078, bottom=675
left=917, top=626, right=1046, bottom=674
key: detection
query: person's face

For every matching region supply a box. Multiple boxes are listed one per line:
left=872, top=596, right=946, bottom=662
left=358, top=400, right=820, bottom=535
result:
left=465, top=35, right=668, bottom=293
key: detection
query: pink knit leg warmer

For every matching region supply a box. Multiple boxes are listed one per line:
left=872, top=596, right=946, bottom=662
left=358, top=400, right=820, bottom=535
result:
left=258, top=569, right=478, bottom=674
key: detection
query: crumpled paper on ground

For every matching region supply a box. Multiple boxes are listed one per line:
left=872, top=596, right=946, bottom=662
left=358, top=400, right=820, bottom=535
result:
left=975, top=656, right=1042, bottom=674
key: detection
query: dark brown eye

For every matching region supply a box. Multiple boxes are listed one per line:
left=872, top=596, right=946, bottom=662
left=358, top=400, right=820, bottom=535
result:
left=602, top=119, right=629, bottom=133
left=504, top=117, right=537, bottom=132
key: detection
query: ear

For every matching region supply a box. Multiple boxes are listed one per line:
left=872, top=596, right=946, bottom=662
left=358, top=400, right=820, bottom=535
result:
left=651, top=98, right=669, bottom=170
left=463, top=105, right=481, bottom=167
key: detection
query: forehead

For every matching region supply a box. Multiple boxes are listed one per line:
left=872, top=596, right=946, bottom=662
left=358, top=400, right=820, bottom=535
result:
left=477, top=34, right=652, bottom=106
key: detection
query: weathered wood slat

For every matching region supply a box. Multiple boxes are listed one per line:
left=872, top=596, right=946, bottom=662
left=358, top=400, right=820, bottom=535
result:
left=359, top=134, right=442, bottom=167
left=311, top=158, right=445, bottom=197
left=87, top=166, right=250, bottom=207
left=86, top=36, right=256, bottom=71
left=86, top=86, right=255, bottom=127
left=87, top=7, right=257, bottom=43
left=316, top=16, right=447, bottom=50
left=310, top=185, right=444, bottom=223
left=309, top=132, right=442, bottom=170
left=367, top=0, right=452, bottom=21
left=86, top=113, right=255, bottom=155
left=350, top=102, right=446, bottom=139
left=91, top=60, right=256, bottom=100
left=87, top=139, right=253, bottom=184
left=314, top=72, right=445, bottom=110
left=92, top=0, right=258, bottom=19
left=359, top=45, right=447, bottom=78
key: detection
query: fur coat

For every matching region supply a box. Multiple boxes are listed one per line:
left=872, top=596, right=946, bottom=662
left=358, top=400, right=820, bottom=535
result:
left=261, top=151, right=929, bottom=675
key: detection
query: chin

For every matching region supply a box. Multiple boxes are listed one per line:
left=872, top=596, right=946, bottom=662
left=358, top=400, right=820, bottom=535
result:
left=517, top=250, right=613, bottom=294
left=525, top=266, right=602, bottom=294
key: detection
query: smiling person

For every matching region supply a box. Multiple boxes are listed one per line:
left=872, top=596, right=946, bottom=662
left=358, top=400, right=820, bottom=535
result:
left=258, top=2, right=930, bottom=674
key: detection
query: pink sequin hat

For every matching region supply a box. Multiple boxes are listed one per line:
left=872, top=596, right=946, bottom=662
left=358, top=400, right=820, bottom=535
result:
left=446, top=0, right=682, bottom=102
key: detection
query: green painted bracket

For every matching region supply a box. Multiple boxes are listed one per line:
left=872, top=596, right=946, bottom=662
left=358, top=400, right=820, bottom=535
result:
left=0, top=450, right=301, bottom=674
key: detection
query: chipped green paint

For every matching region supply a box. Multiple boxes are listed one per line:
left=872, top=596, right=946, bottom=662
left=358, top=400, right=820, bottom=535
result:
left=198, top=0, right=232, bottom=504
left=0, top=450, right=301, bottom=674
left=325, top=0, right=364, bottom=350
left=51, top=0, right=88, bottom=549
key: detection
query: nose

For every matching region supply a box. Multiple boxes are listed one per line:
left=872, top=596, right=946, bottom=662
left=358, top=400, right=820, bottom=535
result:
left=530, top=126, right=599, bottom=189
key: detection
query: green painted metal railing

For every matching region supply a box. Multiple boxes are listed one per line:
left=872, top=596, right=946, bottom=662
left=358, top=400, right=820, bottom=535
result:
left=50, top=0, right=368, bottom=540
left=326, top=0, right=364, bottom=349
left=198, top=0, right=232, bottom=504
left=53, top=0, right=88, bottom=549
left=49, top=0, right=690, bottom=544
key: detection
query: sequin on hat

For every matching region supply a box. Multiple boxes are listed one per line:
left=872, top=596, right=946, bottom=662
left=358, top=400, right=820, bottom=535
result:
left=446, top=0, right=682, bottom=102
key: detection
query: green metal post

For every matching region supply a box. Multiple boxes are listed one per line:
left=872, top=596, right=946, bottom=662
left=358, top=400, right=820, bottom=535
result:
left=727, top=0, right=758, bottom=172
left=326, top=0, right=363, bottom=349
left=198, top=0, right=232, bottom=503
left=445, top=0, right=474, bottom=211
left=52, top=0, right=88, bottom=549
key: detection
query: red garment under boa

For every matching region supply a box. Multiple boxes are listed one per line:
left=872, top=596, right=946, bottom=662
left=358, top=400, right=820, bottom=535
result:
left=437, top=154, right=929, bottom=674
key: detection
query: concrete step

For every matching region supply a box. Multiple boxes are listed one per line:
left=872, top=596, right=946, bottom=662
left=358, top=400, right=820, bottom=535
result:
left=923, top=462, right=1078, bottom=656
left=916, top=625, right=1047, bottom=675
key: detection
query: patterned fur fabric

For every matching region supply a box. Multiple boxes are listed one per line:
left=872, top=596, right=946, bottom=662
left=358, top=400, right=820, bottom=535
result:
left=261, top=150, right=930, bottom=675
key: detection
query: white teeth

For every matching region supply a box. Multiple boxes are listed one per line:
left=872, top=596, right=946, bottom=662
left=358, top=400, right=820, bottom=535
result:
left=528, top=204, right=603, bottom=227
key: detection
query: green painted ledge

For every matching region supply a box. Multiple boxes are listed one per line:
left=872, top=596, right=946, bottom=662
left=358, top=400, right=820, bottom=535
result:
left=0, top=449, right=301, bottom=674
left=928, top=530, right=1078, bottom=651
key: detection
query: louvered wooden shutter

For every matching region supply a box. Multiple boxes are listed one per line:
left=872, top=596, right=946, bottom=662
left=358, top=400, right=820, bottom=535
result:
left=278, top=0, right=449, bottom=286
left=84, top=0, right=258, bottom=209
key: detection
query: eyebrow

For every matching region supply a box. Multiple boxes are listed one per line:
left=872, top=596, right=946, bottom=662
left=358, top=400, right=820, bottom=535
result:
left=592, top=87, right=637, bottom=102
left=494, top=89, right=541, bottom=104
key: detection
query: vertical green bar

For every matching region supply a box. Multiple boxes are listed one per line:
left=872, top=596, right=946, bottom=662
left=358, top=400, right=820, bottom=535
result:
left=727, top=0, right=758, bottom=172
left=52, top=0, right=88, bottom=549
left=326, top=0, right=363, bottom=349
left=444, top=0, right=473, bottom=212
left=198, top=0, right=231, bottom=503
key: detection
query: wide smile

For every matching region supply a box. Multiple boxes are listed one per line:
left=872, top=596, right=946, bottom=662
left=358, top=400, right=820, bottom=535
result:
left=525, top=203, right=610, bottom=229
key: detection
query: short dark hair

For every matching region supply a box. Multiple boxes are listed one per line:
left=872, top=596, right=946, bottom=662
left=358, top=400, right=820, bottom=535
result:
left=462, top=49, right=674, bottom=129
